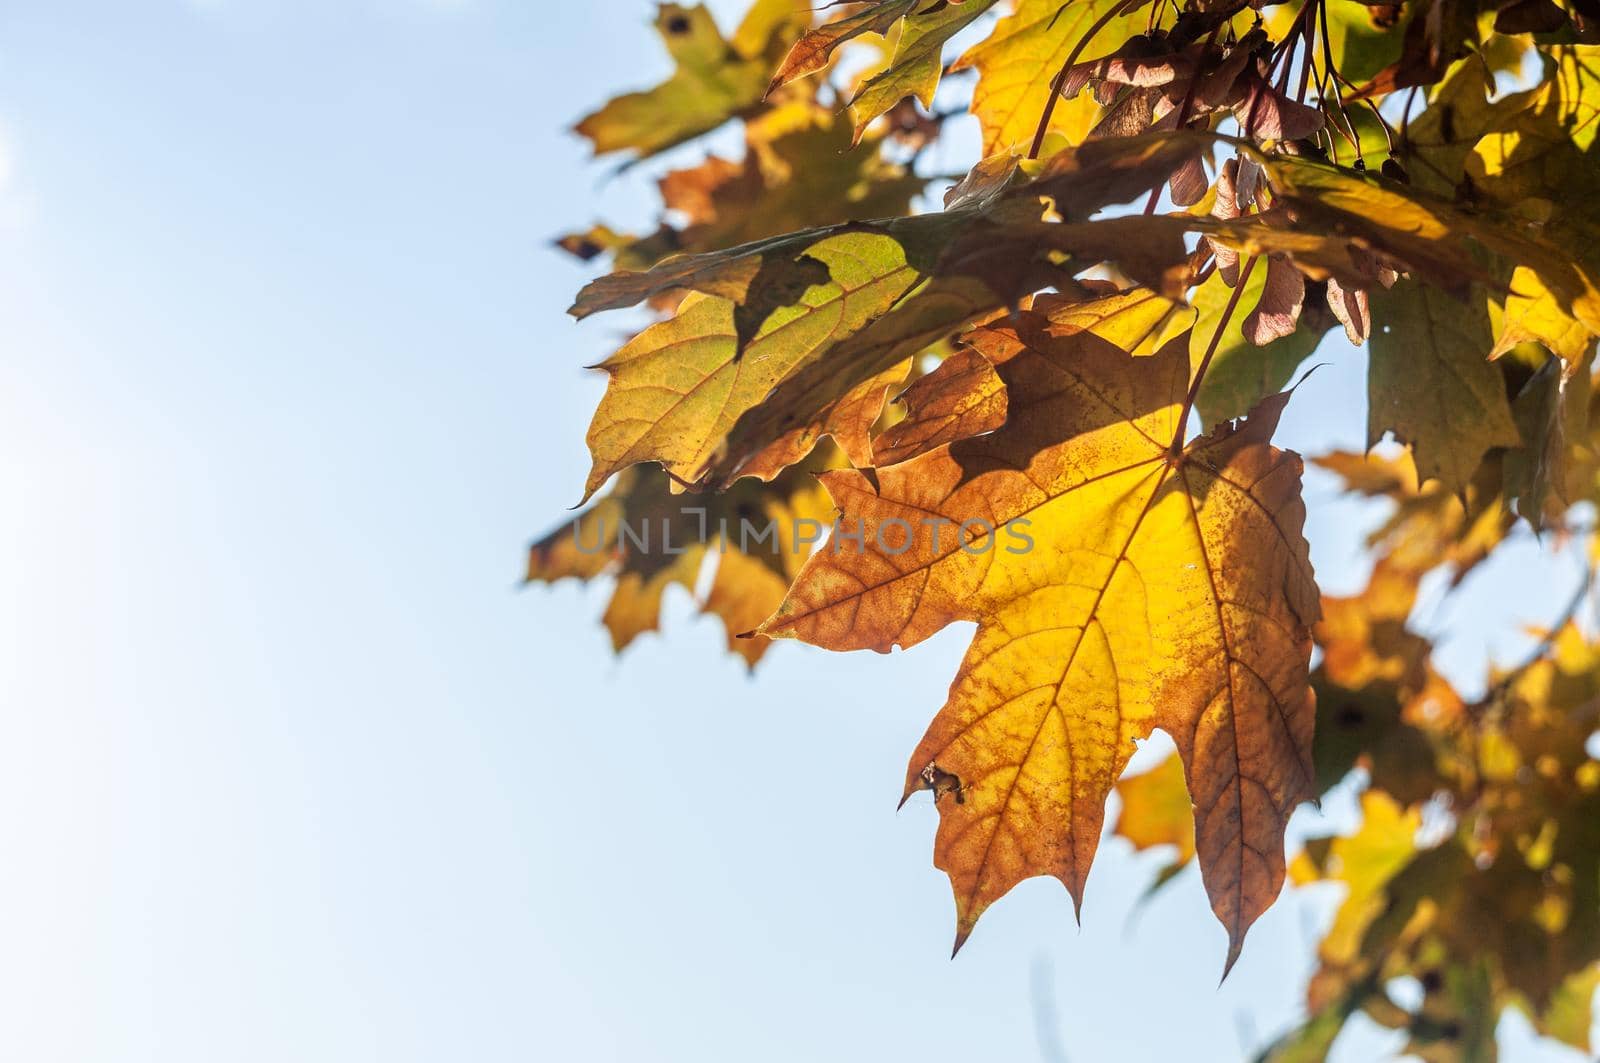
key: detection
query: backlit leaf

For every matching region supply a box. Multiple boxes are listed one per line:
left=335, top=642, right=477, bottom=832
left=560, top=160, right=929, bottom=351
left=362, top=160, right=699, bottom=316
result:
left=579, top=233, right=925, bottom=500
left=527, top=460, right=833, bottom=667
left=1190, top=267, right=1326, bottom=429
left=872, top=343, right=1008, bottom=466
left=574, top=2, right=806, bottom=163
left=768, top=1, right=916, bottom=91
left=757, top=313, right=1319, bottom=969
left=1367, top=279, right=1520, bottom=494
left=1114, top=752, right=1197, bottom=886
left=953, top=0, right=1148, bottom=156
left=847, top=0, right=1000, bottom=140
left=552, top=1, right=1600, bottom=1012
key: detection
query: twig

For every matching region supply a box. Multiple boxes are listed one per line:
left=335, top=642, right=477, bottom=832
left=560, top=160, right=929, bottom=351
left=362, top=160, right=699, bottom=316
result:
left=1171, top=254, right=1260, bottom=456
left=1478, top=562, right=1595, bottom=711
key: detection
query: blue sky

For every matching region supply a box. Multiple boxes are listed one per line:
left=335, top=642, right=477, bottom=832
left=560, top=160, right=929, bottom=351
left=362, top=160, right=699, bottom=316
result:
left=0, top=2, right=1590, bottom=1060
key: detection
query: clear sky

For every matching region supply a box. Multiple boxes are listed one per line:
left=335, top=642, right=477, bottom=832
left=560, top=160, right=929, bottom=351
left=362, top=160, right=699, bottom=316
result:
left=0, top=2, right=1590, bottom=1061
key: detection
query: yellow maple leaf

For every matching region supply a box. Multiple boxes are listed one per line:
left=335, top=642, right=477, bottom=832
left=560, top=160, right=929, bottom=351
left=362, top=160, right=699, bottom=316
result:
left=1312, top=790, right=1424, bottom=966
left=769, top=1, right=999, bottom=141
left=755, top=309, right=1320, bottom=969
left=574, top=2, right=807, bottom=163
left=1115, top=752, right=1197, bottom=867
left=579, top=233, right=924, bottom=500
left=952, top=0, right=1148, bottom=156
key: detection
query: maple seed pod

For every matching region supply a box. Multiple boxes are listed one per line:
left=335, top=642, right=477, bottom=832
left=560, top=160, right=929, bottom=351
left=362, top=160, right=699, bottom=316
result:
left=1381, top=157, right=1410, bottom=185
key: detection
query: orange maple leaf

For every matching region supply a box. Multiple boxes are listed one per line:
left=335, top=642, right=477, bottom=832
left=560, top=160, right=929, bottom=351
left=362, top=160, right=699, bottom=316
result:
left=756, top=309, right=1319, bottom=970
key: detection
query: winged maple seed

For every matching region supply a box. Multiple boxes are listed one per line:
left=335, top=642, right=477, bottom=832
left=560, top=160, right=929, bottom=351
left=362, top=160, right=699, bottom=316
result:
left=1059, top=26, right=1320, bottom=201
left=753, top=311, right=1319, bottom=969
left=1206, top=156, right=1397, bottom=349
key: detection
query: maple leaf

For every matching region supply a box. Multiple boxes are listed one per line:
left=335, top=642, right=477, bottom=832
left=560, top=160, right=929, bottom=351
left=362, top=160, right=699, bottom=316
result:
left=768, top=0, right=919, bottom=91
left=574, top=2, right=807, bottom=164
left=1314, top=447, right=1511, bottom=585
left=845, top=0, right=1000, bottom=141
left=573, top=234, right=928, bottom=501
left=553, top=2, right=1600, bottom=1026
left=526, top=460, right=832, bottom=667
left=1368, top=279, right=1521, bottom=494
left=871, top=342, right=1008, bottom=466
left=755, top=311, right=1320, bottom=969
left=570, top=134, right=1213, bottom=494
left=770, top=1, right=999, bottom=140
left=584, top=107, right=928, bottom=272
left=952, top=0, right=1152, bottom=156
left=1113, top=752, right=1197, bottom=894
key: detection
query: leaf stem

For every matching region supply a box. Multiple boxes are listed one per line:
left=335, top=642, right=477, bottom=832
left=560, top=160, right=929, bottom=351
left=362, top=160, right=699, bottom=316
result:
left=1293, top=3, right=1316, bottom=104
left=1269, top=0, right=1318, bottom=90
left=1171, top=254, right=1259, bottom=456
left=1316, top=0, right=1365, bottom=164
left=1397, top=85, right=1420, bottom=146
